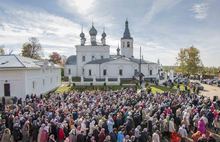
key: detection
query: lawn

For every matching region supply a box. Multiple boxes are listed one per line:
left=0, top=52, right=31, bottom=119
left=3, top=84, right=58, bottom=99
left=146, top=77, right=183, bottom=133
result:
left=149, top=85, right=178, bottom=94
left=55, top=85, right=72, bottom=93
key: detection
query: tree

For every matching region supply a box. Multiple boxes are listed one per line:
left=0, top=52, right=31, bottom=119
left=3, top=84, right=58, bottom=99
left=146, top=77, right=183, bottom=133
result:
left=0, top=48, right=5, bottom=55
left=49, top=52, right=62, bottom=64
left=176, top=46, right=202, bottom=75
left=21, top=37, right=42, bottom=59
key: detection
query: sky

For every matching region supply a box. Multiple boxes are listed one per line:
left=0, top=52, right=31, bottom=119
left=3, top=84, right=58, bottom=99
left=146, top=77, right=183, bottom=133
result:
left=0, top=0, right=219, bottom=67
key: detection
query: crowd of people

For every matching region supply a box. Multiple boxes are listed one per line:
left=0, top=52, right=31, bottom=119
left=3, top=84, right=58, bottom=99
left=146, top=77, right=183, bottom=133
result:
left=0, top=86, right=220, bottom=142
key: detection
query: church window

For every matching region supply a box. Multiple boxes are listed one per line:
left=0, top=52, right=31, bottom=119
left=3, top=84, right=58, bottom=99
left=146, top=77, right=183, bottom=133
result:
left=127, top=42, right=130, bottom=47
left=32, top=81, right=35, bottom=89
left=101, top=56, right=104, bottom=59
left=89, top=70, right=92, bottom=76
left=92, top=56, right=95, bottom=60
left=82, top=56, right=85, bottom=62
left=119, top=69, right=123, bottom=76
left=123, top=42, right=125, bottom=48
left=150, top=70, right=152, bottom=75
left=68, top=69, right=71, bottom=75
left=134, top=69, right=137, bottom=74
left=103, top=69, right=107, bottom=76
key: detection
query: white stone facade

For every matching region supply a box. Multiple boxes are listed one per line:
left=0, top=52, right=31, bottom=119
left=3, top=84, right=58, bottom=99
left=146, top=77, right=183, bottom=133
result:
left=65, top=20, right=161, bottom=81
left=0, top=55, right=61, bottom=98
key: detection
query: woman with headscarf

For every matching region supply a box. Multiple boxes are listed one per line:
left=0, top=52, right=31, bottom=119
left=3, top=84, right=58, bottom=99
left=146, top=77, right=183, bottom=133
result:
left=22, top=121, right=30, bottom=142
left=107, top=116, right=115, bottom=133
left=1, top=128, right=12, bottom=142
left=98, top=128, right=106, bottom=142
left=68, top=129, right=77, bottom=142
left=198, top=118, right=206, bottom=134
left=58, top=124, right=65, bottom=142
left=37, top=124, right=49, bottom=142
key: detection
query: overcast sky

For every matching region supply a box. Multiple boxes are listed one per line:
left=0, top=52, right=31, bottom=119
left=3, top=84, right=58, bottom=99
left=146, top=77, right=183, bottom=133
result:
left=0, top=0, right=219, bottom=66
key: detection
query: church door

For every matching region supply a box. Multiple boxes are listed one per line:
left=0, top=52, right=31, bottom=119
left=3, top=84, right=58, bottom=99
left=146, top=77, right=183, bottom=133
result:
left=4, top=84, right=10, bottom=97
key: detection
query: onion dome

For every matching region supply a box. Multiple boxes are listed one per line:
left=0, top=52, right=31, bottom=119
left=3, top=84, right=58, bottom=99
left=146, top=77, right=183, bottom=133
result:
left=89, top=25, right=97, bottom=36
left=102, top=31, right=106, bottom=38
left=80, top=32, right=85, bottom=38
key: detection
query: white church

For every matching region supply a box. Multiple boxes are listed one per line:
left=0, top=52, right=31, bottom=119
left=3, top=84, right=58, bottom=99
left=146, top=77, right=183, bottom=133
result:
left=65, top=20, right=161, bottom=82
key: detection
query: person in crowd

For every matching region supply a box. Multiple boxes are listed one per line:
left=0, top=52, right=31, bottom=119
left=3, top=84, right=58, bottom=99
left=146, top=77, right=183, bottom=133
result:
left=1, top=128, right=12, bottom=142
left=0, top=86, right=219, bottom=142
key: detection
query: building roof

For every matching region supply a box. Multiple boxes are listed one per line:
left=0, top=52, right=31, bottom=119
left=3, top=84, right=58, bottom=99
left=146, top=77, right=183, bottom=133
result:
left=0, top=55, right=60, bottom=69
left=65, top=55, right=77, bottom=65
left=86, top=56, right=156, bottom=65
left=86, top=58, right=116, bottom=64
left=122, top=20, right=133, bottom=39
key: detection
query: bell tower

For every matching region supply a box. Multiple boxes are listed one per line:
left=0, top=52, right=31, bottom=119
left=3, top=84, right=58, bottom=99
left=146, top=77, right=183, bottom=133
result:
left=121, top=20, right=133, bottom=58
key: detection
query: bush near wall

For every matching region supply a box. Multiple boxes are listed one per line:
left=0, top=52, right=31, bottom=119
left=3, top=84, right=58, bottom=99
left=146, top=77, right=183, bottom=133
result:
left=71, top=85, right=126, bottom=92
left=62, top=76, right=69, bottom=82
left=72, top=77, right=81, bottom=82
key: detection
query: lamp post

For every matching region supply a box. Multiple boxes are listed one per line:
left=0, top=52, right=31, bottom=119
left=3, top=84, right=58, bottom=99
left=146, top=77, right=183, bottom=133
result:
left=139, top=46, right=142, bottom=86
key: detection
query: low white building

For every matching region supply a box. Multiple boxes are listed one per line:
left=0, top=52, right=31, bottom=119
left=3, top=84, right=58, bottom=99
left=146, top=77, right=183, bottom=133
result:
left=0, top=55, right=61, bottom=98
left=65, top=20, right=161, bottom=82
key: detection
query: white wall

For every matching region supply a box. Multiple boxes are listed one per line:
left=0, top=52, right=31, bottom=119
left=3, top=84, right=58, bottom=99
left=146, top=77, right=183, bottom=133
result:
left=64, top=65, right=77, bottom=77
left=0, top=67, right=61, bottom=99
left=0, top=70, right=26, bottom=98
left=76, top=45, right=110, bottom=76
left=121, top=39, right=133, bottom=58
left=83, top=59, right=138, bottom=78
left=83, top=59, right=159, bottom=79
left=25, top=68, right=61, bottom=96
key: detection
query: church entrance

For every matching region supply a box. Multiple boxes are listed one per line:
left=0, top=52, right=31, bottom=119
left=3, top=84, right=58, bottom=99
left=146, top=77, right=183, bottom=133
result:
left=4, top=83, right=10, bottom=97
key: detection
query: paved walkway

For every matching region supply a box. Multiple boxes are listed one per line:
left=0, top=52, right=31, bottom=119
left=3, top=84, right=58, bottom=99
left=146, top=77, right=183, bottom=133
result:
left=200, top=83, right=220, bottom=99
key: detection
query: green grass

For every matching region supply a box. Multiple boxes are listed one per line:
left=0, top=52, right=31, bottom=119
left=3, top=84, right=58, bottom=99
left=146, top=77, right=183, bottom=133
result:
left=151, top=86, right=164, bottom=94
left=149, top=85, right=178, bottom=94
left=55, top=85, right=72, bottom=93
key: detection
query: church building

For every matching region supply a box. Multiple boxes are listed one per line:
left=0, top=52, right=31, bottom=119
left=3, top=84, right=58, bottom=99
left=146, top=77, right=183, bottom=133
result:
left=65, top=20, right=161, bottom=81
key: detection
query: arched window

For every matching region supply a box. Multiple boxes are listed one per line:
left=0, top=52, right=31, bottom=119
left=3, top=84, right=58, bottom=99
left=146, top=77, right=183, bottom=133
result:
left=68, top=69, right=71, bottom=75
left=127, top=42, right=130, bottom=47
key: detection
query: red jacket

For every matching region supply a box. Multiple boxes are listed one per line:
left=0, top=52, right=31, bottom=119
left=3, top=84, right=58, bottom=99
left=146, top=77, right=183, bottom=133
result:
left=58, top=128, right=65, bottom=141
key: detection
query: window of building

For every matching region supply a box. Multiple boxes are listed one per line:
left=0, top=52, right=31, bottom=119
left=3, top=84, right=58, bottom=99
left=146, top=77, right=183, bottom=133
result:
left=82, top=56, right=86, bottom=62
left=119, top=69, right=123, bottom=76
left=4, top=84, right=10, bottom=97
left=123, top=42, right=125, bottom=47
left=92, top=56, right=95, bottom=60
left=150, top=70, right=152, bottom=75
left=68, top=69, right=71, bottom=75
left=32, top=81, right=35, bottom=89
left=103, top=69, right=107, bottom=76
left=89, top=70, right=92, bottom=76
left=134, top=69, right=137, bottom=74
left=101, top=56, right=104, bottom=59
left=43, top=79, right=45, bottom=86
left=127, top=42, right=130, bottom=47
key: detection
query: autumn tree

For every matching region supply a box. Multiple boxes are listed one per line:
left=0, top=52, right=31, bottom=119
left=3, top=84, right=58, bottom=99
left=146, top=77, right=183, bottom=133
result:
left=176, top=46, right=202, bottom=75
left=0, top=48, right=5, bottom=55
left=49, top=52, right=62, bottom=64
left=21, top=37, right=42, bottom=59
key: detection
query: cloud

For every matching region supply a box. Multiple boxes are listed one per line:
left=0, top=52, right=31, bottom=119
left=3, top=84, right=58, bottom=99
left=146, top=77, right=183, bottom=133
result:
left=58, top=0, right=95, bottom=15
left=191, top=3, right=208, bottom=20
left=0, top=3, right=82, bottom=55
left=143, top=0, right=182, bottom=24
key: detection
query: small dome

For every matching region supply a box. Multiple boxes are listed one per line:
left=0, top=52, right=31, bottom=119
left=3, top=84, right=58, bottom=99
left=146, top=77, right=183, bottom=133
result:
left=89, top=25, right=97, bottom=36
left=80, top=32, right=85, bottom=38
left=102, top=32, right=106, bottom=38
